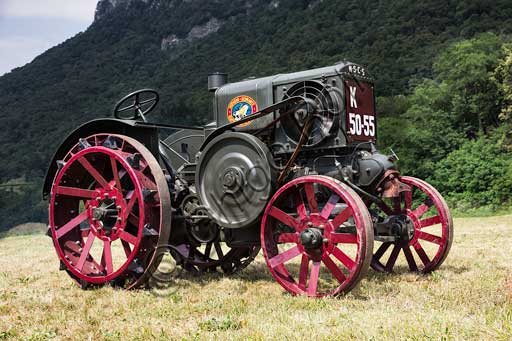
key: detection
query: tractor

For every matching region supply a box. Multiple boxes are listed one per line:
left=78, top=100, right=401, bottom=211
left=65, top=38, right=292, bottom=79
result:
left=43, top=62, right=453, bottom=297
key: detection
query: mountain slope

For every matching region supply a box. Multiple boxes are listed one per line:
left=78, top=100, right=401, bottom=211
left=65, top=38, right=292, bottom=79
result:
left=0, top=0, right=512, bottom=228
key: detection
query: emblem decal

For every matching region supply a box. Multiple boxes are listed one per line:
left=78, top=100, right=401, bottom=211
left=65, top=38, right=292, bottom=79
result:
left=227, top=95, right=258, bottom=127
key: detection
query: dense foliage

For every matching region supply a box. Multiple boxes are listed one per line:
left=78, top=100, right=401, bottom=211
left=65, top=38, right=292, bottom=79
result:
left=379, top=33, right=512, bottom=210
left=1, top=0, right=512, bottom=229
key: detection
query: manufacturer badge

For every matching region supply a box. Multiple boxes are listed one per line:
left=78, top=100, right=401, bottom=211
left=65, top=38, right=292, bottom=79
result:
left=227, top=95, right=258, bottom=127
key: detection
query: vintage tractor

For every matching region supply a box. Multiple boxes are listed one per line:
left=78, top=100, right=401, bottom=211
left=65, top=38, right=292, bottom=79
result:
left=43, top=62, right=453, bottom=297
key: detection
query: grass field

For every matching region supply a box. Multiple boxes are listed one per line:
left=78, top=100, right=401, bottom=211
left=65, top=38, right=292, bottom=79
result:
left=0, top=216, right=511, bottom=340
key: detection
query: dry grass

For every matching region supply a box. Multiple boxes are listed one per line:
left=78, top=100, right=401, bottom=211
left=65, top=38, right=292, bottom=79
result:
left=0, top=216, right=511, bottom=340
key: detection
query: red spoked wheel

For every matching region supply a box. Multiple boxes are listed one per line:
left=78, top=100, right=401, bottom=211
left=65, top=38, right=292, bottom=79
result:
left=261, top=175, right=373, bottom=297
left=49, top=134, right=171, bottom=289
left=369, top=176, right=453, bottom=273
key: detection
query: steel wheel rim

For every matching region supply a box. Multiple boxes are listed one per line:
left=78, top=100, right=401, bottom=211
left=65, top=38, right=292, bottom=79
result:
left=261, top=175, right=373, bottom=297
left=49, top=134, right=171, bottom=288
left=371, top=176, right=453, bottom=273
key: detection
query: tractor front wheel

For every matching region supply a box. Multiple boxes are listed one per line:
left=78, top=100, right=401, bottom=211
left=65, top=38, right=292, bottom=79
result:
left=369, top=176, right=453, bottom=273
left=261, top=175, right=373, bottom=297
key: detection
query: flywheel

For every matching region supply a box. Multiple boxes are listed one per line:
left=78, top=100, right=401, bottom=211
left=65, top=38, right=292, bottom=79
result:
left=196, top=132, right=274, bottom=229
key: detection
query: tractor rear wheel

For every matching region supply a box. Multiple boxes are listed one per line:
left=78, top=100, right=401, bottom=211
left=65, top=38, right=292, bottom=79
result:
left=49, top=134, right=171, bottom=289
left=171, top=241, right=260, bottom=275
left=369, top=176, right=453, bottom=273
left=261, top=175, right=373, bottom=297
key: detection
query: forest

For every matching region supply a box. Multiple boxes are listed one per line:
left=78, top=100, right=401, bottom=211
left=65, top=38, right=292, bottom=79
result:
left=0, top=0, right=511, bottom=229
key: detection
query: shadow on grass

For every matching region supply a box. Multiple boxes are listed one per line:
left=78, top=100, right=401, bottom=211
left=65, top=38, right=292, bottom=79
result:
left=145, top=261, right=469, bottom=299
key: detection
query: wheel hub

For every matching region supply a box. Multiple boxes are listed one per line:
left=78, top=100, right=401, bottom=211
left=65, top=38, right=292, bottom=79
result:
left=300, top=227, right=324, bottom=249
left=390, top=214, right=415, bottom=242
left=88, top=188, right=125, bottom=240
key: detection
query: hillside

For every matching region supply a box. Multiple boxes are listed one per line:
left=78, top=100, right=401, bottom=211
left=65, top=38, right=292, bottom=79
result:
left=0, top=215, right=510, bottom=338
left=1, top=0, right=512, bottom=228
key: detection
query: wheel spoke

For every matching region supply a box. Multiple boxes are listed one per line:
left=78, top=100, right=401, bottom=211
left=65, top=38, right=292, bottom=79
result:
left=294, top=191, right=307, bottom=220
left=139, top=96, right=157, bottom=105
left=76, top=231, right=95, bottom=271
left=214, top=242, right=224, bottom=258
left=419, top=215, right=441, bottom=228
left=123, top=194, right=138, bottom=221
left=268, top=245, right=301, bottom=268
left=320, top=194, right=340, bottom=219
left=385, top=244, right=400, bottom=271
left=268, top=206, right=299, bottom=230
left=374, top=242, right=391, bottom=261
left=414, top=243, right=431, bottom=266
left=118, top=103, right=135, bottom=112
left=322, top=254, right=347, bottom=284
left=110, top=157, right=122, bottom=190
left=55, top=186, right=96, bottom=199
left=304, top=183, right=318, bottom=213
left=204, top=242, right=213, bottom=259
left=331, top=246, right=356, bottom=271
left=330, top=232, right=357, bottom=244
left=404, top=190, right=413, bottom=210
left=55, top=210, right=89, bottom=239
left=298, top=254, right=309, bottom=290
left=402, top=246, right=418, bottom=271
left=103, top=240, right=113, bottom=275
left=307, top=261, right=321, bottom=296
left=78, top=157, right=109, bottom=188
left=119, top=230, right=138, bottom=245
left=121, top=240, right=132, bottom=258
left=412, top=199, right=432, bottom=218
left=277, top=233, right=299, bottom=244
left=331, top=207, right=353, bottom=229
left=418, top=231, right=442, bottom=245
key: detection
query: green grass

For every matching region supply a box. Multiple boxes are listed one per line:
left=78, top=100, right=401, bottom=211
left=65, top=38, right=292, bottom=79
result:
left=0, top=216, right=511, bottom=340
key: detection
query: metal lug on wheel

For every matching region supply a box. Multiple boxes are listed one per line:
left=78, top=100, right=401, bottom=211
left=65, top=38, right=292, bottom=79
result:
left=78, top=138, right=92, bottom=150
left=102, top=136, right=119, bottom=149
left=143, top=224, right=158, bottom=237
left=127, top=153, right=141, bottom=169
left=142, top=188, right=157, bottom=203
left=56, top=160, right=66, bottom=170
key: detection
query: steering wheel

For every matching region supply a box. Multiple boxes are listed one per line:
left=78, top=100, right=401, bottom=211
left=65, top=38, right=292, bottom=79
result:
left=113, top=89, right=159, bottom=121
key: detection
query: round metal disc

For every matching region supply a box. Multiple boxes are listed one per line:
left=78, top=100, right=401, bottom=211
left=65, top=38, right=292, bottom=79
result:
left=196, top=132, right=274, bottom=229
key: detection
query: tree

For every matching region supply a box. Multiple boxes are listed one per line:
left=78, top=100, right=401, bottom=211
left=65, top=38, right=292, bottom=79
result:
left=433, top=32, right=505, bottom=136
